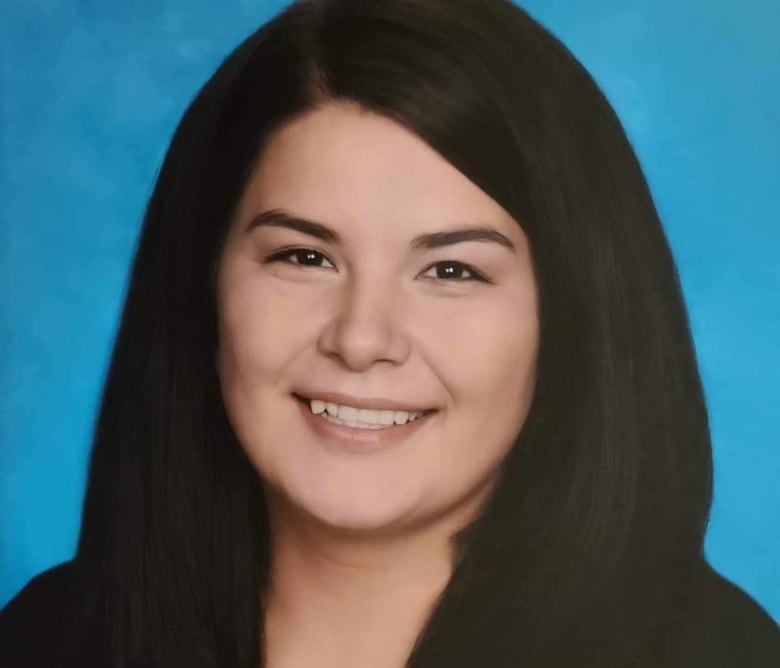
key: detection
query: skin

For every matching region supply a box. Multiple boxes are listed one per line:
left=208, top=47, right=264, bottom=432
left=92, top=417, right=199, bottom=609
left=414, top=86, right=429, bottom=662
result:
left=216, top=101, right=539, bottom=667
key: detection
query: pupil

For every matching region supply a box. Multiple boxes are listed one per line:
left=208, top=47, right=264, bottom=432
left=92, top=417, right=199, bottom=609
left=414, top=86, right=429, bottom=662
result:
left=299, top=250, right=319, bottom=265
left=440, top=263, right=458, bottom=278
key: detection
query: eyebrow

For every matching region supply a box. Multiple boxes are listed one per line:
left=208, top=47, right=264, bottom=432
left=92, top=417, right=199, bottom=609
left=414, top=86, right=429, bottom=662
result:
left=244, top=208, right=516, bottom=253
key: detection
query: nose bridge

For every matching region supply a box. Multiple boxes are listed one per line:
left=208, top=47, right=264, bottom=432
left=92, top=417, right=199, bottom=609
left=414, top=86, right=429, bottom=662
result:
left=320, top=263, right=408, bottom=369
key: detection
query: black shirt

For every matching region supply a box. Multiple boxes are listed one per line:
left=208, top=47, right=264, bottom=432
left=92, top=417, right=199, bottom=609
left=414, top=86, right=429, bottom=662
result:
left=2, top=560, right=779, bottom=666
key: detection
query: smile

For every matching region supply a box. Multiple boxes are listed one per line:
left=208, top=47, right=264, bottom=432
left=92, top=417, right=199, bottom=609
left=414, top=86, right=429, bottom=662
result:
left=293, top=394, right=437, bottom=452
left=306, top=397, right=430, bottom=428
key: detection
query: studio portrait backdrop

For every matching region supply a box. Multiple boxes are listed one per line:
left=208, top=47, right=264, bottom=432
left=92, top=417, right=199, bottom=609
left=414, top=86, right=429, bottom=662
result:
left=1, top=0, right=778, bottom=622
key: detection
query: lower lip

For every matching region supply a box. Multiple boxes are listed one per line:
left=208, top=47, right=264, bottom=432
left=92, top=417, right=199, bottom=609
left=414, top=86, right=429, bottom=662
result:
left=295, top=396, right=436, bottom=453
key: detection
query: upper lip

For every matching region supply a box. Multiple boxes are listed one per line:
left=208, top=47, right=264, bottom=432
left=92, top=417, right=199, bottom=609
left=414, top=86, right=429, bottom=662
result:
left=294, top=390, right=435, bottom=413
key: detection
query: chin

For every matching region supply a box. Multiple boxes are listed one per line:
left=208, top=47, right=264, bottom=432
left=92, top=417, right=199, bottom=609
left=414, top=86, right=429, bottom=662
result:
left=283, top=483, right=422, bottom=535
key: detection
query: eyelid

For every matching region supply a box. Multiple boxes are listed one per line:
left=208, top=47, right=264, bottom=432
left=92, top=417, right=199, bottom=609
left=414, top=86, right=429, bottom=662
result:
left=264, top=246, right=337, bottom=269
left=419, top=260, right=488, bottom=282
left=264, top=246, right=490, bottom=283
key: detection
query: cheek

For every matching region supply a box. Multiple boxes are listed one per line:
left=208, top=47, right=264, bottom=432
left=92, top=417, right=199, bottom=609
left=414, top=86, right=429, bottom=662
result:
left=218, top=276, right=313, bottom=377
left=425, top=291, right=538, bottom=401
left=216, top=281, right=297, bottom=432
left=473, top=301, right=538, bottom=426
left=218, top=303, right=269, bottom=390
left=216, top=284, right=309, bottom=487
left=424, top=294, right=538, bottom=465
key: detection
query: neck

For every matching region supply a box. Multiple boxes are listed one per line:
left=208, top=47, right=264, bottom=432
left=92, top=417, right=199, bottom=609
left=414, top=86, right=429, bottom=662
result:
left=260, top=488, right=483, bottom=668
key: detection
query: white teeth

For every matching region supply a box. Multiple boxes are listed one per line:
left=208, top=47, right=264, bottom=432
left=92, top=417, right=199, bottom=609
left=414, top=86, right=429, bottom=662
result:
left=339, top=405, right=359, bottom=422
left=307, top=398, right=427, bottom=427
left=393, top=411, right=412, bottom=425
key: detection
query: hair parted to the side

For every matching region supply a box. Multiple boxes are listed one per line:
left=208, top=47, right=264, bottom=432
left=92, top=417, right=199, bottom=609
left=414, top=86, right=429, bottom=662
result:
left=60, top=0, right=713, bottom=666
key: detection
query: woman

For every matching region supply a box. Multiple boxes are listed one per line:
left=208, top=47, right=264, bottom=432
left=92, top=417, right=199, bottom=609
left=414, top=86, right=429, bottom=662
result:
left=2, top=0, right=778, bottom=666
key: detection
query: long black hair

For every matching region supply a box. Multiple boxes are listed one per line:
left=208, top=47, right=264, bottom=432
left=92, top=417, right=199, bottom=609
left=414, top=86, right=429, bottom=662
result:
left=60, top=0, right=713, bottom=665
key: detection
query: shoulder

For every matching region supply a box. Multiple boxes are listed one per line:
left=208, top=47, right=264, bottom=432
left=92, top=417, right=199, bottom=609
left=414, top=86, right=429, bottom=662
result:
left=660, top=563, right=780, bottom=668
left=0, top=561, right=73, bottom=666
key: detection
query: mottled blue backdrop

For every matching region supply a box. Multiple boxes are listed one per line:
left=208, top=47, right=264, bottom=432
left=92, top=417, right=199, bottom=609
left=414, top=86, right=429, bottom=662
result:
left=1, top=0, right=778, bottom=619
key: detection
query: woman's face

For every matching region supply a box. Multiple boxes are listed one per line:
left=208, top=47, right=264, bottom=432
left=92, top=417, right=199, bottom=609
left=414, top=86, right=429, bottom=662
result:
left=216, top=102, right=538, bottom=535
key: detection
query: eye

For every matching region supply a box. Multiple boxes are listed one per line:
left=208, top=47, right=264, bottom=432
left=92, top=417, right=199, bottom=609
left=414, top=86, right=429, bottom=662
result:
left=265, top=247, right=336, bottom=270
left=264, top=248, right=488, bottom=283
left=420, top=260, right=488, bottom=283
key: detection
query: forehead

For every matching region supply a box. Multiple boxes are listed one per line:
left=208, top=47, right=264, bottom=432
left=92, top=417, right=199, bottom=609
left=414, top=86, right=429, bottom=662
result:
left=234, top=102, right=521, bottom=242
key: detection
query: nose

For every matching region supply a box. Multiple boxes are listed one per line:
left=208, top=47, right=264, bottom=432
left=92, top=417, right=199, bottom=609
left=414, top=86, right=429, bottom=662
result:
left=317, top=274, right=411, bottom=371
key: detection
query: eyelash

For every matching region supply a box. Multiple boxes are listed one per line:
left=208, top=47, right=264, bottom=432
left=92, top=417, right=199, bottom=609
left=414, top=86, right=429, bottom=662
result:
left=264, top=247, right=489, bottom=283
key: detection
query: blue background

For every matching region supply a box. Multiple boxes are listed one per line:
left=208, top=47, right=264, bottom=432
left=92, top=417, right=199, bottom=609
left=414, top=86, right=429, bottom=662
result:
left=1, top=0, right=778, bottom=618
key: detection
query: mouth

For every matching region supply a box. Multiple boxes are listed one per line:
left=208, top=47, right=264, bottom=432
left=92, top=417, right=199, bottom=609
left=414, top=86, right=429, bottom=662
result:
left=293, top=393, right=437, bottom=426
left=292, top=393, right=438, bottom=451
